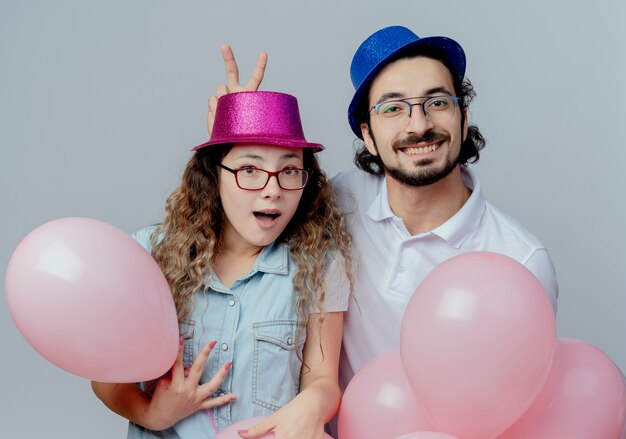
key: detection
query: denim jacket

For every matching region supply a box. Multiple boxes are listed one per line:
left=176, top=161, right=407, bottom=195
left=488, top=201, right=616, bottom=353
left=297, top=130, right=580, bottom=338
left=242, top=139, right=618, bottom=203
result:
left=127, top=226, right=311, bottom=438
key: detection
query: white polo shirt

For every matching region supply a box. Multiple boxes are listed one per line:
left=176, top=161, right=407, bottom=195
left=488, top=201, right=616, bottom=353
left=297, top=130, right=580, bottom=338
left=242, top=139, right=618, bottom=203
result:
left=331, top=166, right=559, bottom=389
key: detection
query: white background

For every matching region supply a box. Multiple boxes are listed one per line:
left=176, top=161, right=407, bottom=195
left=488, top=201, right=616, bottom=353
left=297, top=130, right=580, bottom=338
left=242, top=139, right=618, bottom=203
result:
left=1, top=1, right=625, bottom=437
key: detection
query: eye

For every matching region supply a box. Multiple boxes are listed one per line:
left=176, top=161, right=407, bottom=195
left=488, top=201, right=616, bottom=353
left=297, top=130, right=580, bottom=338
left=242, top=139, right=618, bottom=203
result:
left=427, top=97, right=452, bottom=110
left=238, top=167, right=261, bottom=176
left=281, top=167, right=303, bottom=177
left=377, top=101, right=408, bottom=116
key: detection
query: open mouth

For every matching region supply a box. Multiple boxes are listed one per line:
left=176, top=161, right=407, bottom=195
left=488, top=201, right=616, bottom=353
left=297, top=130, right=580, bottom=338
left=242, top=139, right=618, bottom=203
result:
left=253, top=211, right=281, bottom=221
left=394, top=132, right=449, bottom=156
left=400, top=142, right=441, bottom=155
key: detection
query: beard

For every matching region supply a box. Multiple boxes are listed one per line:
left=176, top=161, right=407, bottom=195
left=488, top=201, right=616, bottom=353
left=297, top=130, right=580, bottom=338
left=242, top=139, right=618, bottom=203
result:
left=376, top=132, right=460, bottom=187
left=386, top=155, right=458, bottom=187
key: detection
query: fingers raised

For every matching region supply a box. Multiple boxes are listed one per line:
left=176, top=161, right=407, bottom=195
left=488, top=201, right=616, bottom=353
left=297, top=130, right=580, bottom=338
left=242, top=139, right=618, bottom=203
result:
left=221, top=44, right=240, bottom=88
left=244, top=52, right=267, bottom=91
left=220, top=44, right=266, bottom=92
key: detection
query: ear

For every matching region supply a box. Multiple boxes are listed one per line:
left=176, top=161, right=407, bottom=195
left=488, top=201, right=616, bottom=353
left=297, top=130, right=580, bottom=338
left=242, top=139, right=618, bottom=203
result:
left=462, top=107, right=469, bottom=141
left=360, top=123, right=378, bottom=156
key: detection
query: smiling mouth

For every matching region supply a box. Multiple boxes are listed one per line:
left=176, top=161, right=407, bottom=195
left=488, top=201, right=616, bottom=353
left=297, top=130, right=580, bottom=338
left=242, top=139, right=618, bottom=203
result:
left=393, top=132, right=449, bottom=156
left=400, top=143, right=441, bottom=155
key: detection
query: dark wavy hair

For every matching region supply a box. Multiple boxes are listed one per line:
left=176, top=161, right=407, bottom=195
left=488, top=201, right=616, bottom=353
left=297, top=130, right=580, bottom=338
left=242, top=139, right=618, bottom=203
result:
left=353, top=46, right=486, bottom=175
left=150, top=144, right=354, bottom=360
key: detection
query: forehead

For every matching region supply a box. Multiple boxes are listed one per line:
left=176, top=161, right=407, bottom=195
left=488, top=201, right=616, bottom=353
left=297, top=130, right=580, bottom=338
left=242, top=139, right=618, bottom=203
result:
left=368, top=56, right=455, bottom=103
left=226, top=143, right=304, bottom=161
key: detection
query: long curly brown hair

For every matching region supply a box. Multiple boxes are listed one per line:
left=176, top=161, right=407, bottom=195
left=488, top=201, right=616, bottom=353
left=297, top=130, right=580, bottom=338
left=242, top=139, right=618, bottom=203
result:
left=150, top=144, right=353, bottom=351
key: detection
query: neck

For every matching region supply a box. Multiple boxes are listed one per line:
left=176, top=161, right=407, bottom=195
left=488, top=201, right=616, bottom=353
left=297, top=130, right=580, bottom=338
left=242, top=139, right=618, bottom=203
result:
left=213, top=232, right=263, bottom=288
left=386, top=165, right=472, bottom=235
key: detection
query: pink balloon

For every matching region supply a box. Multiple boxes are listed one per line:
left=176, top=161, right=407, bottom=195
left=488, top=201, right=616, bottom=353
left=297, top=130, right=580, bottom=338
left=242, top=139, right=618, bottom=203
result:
left=395, top=433, right=460, bottom=439
left=619, top=369, right=626, bottom=439
left=338, top=351, right=432, bottom=439
left=621, top=372, right=626, bottom=439
left=5, top=217, right=179, bottom=382
left=216, top=416, right=333, bottom=438
left=400, top=252, right=556, bottom=439
left=498, top=339, right=626, bottom=439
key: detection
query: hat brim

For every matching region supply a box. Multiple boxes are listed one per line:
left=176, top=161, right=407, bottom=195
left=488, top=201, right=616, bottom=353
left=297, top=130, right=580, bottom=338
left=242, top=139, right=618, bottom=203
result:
left=348, top=36, right=466, bottom=139
left=193, top=136, right=324, bottom=153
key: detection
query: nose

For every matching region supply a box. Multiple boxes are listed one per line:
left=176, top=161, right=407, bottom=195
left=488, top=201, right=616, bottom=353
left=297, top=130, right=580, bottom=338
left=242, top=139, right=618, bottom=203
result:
left=261, top=175, right=282, bottom=198
left=405, top=104, right=433, bottom=135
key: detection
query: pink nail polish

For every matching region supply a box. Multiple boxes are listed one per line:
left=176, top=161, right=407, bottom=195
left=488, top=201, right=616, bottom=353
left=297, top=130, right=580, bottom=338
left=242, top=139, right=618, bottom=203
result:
left=237, top=429, right=247, bottom=434
left=209, top=340, right=217, bottom=348
left=225, top=361, right=233, bottom=370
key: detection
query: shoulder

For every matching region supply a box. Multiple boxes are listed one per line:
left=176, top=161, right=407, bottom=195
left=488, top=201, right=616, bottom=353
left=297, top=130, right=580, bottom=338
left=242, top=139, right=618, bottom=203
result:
left=482, top=201, right=546, bottom=250
left=331, top=168, right=380, bottom=191
left=463, top=167, right=546, bottom=252
left=131, top=225, right=159, bottom=252
left=477, top=201, right=559, bottom=312
left=331, top=168, right=383, bottom=211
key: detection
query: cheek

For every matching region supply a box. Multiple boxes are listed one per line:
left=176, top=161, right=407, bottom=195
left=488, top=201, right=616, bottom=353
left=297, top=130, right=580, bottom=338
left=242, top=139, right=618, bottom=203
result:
left=219, top=181, right=244, bottom=216
left=285, top=192, right=304, bottom=216
left=217, top=175, right=227, bottom=199
left=364, top=126, right=387, bottom=156
left=219, top=196, right=237, bottom=224
left=461, top=109, right=469, bottom=141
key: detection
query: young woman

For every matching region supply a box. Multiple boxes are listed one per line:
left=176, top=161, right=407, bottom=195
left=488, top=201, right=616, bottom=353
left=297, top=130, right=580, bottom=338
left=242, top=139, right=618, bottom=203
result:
left=91, top=90, right=353, bottom=439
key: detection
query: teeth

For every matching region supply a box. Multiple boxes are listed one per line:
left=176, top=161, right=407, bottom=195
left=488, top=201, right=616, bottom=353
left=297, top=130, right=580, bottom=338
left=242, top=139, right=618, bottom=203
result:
left=404, top=144, right=438, bottom=155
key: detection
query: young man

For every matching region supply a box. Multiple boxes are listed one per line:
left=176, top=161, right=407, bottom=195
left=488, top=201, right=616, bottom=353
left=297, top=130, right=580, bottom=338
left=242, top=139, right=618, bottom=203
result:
left=332, top=25, right=558, bottom=390
left=208, top=23, right=559, bottom=418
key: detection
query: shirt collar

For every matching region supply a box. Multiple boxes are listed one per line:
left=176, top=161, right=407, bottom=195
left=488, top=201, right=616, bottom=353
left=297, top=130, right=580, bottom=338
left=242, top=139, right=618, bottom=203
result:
left=367, top=177, right=396, bottom=221
left=253, top=240, right=290, bottom=275
left=366, top=167, right=486, bottom=248
left=204, top=241, right=290, bottom=290
left=432, top=167, right=486, bottom=248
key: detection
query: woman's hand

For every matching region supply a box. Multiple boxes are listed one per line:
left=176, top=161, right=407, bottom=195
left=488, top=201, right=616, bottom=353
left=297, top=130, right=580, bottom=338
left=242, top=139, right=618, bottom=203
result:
left=144, top=339, right=236, bottom=431
left=207, top=44, right=267, bottom=136
left=237, top=392, right=326, bottom=439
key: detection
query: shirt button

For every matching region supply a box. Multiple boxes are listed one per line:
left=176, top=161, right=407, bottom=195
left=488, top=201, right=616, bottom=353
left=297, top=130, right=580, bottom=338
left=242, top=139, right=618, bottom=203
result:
left=286, top=337, right=293, bottom=346
left=228, top=298, right=236, bottom=307
left=221, top=343, right=229, bottom=351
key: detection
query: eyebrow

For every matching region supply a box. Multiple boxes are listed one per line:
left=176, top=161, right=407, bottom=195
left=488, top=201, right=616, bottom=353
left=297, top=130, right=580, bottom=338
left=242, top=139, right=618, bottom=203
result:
left=233, top=152, right=303, bottom=161
left=374, top=86, right=454, bottom=105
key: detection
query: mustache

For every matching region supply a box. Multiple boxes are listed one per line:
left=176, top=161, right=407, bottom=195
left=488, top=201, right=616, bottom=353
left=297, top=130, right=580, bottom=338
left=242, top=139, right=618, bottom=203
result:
left=392, top=131, right=449, bottom=151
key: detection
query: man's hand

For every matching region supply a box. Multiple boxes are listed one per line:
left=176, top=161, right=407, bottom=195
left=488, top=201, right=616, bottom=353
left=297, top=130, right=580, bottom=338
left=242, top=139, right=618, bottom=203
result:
left=207, top=44, right=267, bottom=136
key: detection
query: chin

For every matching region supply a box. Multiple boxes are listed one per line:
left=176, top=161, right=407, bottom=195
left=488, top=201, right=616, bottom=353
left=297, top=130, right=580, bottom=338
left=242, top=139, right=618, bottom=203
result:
left=250, top=233, right=281, bottom=247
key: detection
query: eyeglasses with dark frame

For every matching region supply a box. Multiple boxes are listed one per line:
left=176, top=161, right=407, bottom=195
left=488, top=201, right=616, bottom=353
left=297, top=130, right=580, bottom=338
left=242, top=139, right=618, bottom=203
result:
left=218, top=163, right=312, bottom=191
left=369, top=95, right=461, bottom=130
